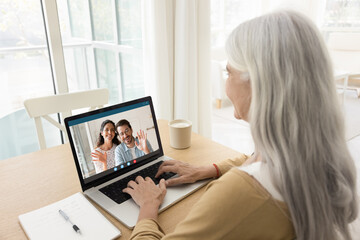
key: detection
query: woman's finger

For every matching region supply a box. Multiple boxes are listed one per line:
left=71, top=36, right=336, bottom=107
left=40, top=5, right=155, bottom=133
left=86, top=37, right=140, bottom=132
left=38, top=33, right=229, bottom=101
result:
left=159, top=160, right=177, bottom=167
left=166, top=176, right=189, bottom=187
left=159, top=179, right=167, bottom=192
left=127, top=180, right=137, bottom=189
left=122, top=187, right=134, bottom=195
left=135, top=176, right=145, bottom=183
left=155, top=165, right=177, bottom=178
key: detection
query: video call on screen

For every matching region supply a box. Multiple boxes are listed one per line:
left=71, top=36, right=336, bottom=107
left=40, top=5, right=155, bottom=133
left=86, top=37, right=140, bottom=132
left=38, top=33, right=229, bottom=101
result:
left=68, top=102, right=159, bottom=182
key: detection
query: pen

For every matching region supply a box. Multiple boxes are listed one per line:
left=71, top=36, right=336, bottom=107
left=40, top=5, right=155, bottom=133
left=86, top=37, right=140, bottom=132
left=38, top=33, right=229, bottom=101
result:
left=59, top=209, right=81, bottom=234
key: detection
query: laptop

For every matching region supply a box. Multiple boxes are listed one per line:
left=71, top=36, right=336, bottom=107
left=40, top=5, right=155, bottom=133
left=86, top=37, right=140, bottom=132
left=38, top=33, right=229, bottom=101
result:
left=64, top=96, right=208, bottom=228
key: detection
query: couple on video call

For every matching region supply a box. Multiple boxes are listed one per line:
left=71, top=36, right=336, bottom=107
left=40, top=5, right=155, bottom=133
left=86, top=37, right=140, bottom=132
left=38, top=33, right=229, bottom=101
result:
left=91, top=119, right=153, bottom=174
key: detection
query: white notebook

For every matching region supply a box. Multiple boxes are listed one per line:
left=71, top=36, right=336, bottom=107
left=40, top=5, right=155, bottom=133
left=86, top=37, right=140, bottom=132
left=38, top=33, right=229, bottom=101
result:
left=19, top=192, right=121, bottom=240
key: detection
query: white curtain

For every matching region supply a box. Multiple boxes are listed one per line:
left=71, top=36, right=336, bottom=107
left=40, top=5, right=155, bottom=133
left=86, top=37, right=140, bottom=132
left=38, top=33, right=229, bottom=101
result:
left=142, top=0, right=211, bottom=137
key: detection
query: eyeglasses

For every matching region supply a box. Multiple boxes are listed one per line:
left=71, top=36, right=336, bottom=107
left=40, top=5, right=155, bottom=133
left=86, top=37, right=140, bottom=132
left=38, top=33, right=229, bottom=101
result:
left=118, top=128, right=131, bottom=136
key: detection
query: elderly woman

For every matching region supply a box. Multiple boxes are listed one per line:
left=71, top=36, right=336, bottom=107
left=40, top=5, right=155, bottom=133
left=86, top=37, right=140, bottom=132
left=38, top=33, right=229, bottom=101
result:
left=123, top=11, right=358, bottom=239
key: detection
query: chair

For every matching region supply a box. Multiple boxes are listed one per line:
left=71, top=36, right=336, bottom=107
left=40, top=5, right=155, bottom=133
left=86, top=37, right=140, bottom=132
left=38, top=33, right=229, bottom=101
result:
left=24, top=88, right=109, bottom=149
left=327, top=33, right=360, bottom=98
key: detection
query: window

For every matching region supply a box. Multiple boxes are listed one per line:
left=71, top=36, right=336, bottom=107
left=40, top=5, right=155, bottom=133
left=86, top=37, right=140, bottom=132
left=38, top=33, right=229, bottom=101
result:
left=0, top=0, right=145, bottom=159
left=0, top=0, right=54, bottom=117
left=322, top=0, right=360, bottom=39
left=57, top=0, right=145, bottom=104
left=210, top=0, right=261, bottom=48
left=0, top=0, right=62, bottom=159
left=323, top=0, right=360, bottom=28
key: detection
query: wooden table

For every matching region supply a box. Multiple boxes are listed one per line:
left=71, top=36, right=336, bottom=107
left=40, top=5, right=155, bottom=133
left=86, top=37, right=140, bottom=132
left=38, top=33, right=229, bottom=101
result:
left=0, top=120, right=242, bottom=239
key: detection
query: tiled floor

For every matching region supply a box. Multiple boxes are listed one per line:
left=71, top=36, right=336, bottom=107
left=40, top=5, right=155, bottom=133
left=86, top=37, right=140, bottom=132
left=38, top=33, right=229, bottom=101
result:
left=211, top=91, right=360, bottom=238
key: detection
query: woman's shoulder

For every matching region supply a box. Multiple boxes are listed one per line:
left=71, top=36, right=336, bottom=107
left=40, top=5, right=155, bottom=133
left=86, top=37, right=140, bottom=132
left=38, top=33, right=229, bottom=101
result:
left=237, top=162, right=284, bottom=201
left=183, top=168, right=295, bottom=238
left=208, top=167, right=270, bottom=201
left=207, top=168, right=287, bottom=212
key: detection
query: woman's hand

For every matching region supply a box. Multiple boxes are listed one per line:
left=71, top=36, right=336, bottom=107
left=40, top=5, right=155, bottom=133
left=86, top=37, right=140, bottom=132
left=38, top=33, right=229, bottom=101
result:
left=91, top=150, right=107, bottom=170
left=135, top=130, right=150, bottom=154
left=123, top=176, right=167, bottom=221
left=155, top=160, right=218, bottom=186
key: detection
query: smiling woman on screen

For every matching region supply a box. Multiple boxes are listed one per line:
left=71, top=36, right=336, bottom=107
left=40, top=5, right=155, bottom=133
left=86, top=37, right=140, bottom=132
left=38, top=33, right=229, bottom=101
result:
left=92, top=120, right=120, bottom=174
left=122, top=10, right=358, bottom=240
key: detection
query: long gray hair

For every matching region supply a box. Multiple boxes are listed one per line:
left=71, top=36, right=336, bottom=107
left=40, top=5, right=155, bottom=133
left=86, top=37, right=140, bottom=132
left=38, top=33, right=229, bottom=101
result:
left=226, top=10, right=358, bottom=239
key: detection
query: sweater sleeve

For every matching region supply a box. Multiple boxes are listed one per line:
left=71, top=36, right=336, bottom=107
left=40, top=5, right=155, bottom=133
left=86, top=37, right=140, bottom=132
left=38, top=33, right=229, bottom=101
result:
left=129, top=169, right=282, bottom=240
left=157, top=170, right=268, bottom=240
left=130, top=219, right=165, bottom=240
left=161, top=169, right=295, bottom=240
left=216, top=153, right=250, bottom=176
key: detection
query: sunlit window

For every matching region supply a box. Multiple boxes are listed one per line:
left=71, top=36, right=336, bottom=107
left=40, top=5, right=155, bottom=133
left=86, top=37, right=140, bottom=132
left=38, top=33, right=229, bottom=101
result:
left=0, top=0, right=145, bottom=159
left=57, top=0, right=145, bottom=104
left=323, top=0, right=360, bottom=28
left=0, top=0, right=54, bottom=117
left=322, top=0, right=360, bottom=40
left=210, top=0, right=261, bottom=48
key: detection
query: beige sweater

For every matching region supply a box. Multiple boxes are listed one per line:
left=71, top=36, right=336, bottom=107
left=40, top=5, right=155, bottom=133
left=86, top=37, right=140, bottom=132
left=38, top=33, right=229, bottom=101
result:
left=130, top=155, right=296, bottom=240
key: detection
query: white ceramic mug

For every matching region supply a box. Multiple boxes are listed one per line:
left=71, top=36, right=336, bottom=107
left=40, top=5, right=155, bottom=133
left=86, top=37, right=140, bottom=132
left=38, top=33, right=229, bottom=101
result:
left=168, top=119, right=192, bottom=149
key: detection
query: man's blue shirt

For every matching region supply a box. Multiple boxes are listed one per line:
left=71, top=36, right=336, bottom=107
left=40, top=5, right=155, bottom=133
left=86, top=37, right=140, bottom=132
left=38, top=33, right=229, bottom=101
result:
left=115, top=137, right=153, bottom=165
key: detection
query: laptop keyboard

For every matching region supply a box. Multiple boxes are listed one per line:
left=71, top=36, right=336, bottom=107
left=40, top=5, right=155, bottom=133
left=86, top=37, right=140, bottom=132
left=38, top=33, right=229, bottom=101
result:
left=99, top=161, right=176, bottom=204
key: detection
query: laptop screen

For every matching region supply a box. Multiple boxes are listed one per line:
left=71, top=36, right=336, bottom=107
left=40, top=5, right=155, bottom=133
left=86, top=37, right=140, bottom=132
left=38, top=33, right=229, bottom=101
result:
left=65, top=96, right=163, bottom=190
